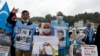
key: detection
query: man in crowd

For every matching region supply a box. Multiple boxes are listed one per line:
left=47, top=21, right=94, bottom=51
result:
left=85, top=23, right=94, bottom=44
left=39, top=23, right=54, bottom=56
left=40, top=23, right=52, bottom=36
left=51, top=11, right=70, bottom=56
left=7, top=8, right=36, bottom=56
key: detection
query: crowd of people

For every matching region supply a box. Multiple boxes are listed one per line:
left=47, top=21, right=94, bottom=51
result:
left=0, top=8, right=100, bottom=56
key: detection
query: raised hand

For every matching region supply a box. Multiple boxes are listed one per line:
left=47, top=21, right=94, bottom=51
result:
left=12, top=7, right=18, bottom=13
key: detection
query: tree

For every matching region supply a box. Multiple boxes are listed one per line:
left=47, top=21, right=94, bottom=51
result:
left=30, top=12, right=100, bottom=26
left=45, top=14, right=52, bottom=22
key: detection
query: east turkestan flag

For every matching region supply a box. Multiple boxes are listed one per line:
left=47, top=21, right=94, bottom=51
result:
left=0, top=2, right=12, bottom=34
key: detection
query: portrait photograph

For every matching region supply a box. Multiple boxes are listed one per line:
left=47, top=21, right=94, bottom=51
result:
left=54, top=27, right=67, bottom=47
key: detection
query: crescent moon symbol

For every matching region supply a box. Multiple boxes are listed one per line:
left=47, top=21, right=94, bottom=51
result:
left=0, top=10, right=9, bottom=16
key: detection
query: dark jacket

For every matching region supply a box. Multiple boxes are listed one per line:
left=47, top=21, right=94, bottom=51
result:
left=94, top=24, right=100, bottom=56
left=6, top=12, right=33, bottom=56
left=94, top=24, right=100, bottom=45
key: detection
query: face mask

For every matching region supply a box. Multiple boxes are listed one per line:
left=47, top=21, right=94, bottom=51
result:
left=56, top=16, right=63, bottom=21
left=43, top=29, right=50, bottom=34
left=0, top=34, right=4, bottom=38
left=80, top=31, right=83, bottom=33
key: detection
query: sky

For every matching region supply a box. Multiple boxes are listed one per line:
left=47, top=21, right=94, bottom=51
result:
left=0, top=0, right=100, bottom=17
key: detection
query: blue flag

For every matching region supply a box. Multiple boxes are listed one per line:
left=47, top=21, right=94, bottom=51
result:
left=0, top=2, right=10, bottom=20
left=0, top=2, right=12, bottom=34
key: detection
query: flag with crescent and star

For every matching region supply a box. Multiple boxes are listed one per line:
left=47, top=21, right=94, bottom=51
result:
left=0, top=2, right=12, bottom=34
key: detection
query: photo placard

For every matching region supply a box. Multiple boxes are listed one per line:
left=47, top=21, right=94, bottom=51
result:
left=15, top=27, right=33, bottom=51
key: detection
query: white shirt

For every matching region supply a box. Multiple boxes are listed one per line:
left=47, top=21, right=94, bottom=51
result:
left=22, top=19, right=29, bottom=23
left=21, top=19, right=29, bottom=25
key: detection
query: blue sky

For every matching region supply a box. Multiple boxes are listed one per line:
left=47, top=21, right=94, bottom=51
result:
left=0, top=0, right=100, bottom=17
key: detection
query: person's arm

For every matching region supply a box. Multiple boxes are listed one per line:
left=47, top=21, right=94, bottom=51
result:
left=6, top=12, right=16, bottom=25
left=7, top=8, right=18, bottom=26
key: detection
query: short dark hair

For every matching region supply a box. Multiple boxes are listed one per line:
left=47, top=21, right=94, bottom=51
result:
left=57, top=30, right=64, bottom=34
left=57, top=11, right=63, bottom=16
left=22, top=10, right=29, bottom=15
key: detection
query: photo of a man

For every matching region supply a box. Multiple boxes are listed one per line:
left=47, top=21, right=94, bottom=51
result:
left=57, top=30, right=66, bottom=47
left=57, top=30, right=65, bottom=41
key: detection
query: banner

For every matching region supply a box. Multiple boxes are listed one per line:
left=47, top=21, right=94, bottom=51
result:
left=0, top=45, right=10, bottom=56
left=54, top=27, right=67, bottom=47
left=32, top=36, right=59, bottom=56
left=69, top=44, right=98, bottom=56
left=82, top=45, right=98, bottom=56
left=15, top=27, right=33, bottom=51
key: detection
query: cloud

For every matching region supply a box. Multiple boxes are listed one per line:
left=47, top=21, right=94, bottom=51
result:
left=0, top=0, right=100, bottom=17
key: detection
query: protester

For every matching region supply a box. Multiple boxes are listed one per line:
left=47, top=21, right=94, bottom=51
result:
left=0, top=28, right=11, bottom=56
left=38, top=23, right=57, bottom=56
left=51, top=11, right=69, bottom=56
left=7, top=8, right=36, bottom=56
left=85, top=23, right=94, bottom=44
left=74, top=30, right=86, bottom=45
left=94, top=24, right=100, bottom=56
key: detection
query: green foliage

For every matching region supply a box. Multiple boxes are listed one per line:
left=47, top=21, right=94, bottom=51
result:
left=30, top=12, right=100, bottom=26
